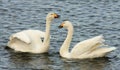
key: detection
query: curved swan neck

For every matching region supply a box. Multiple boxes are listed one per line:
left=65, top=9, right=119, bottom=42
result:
left=43, top=19, right=52, bottom=50
left=60, top=24, right=74, bottom=58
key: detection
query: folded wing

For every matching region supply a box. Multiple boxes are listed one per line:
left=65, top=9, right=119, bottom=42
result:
left=71, top=35, right=105, bottom=56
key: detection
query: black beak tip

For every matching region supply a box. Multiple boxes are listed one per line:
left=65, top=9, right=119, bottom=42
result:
left=55, top=15, right=60, bottom=18
left=58, top=26, right=63, bottom=28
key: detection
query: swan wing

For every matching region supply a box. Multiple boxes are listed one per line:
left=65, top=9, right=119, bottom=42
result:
left=9, top=31, right=31, bottom=44
left=71, top=35, right=105, bottom=56
left=7, top=30, right=46, bottom=52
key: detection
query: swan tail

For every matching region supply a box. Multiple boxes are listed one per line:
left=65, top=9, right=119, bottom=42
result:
left=88, top=47, right=116, bottom=58
left=107, top=47, right=117, bottom=51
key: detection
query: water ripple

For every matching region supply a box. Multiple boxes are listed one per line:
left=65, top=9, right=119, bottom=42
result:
left=0, top=0, right=120, bottom=70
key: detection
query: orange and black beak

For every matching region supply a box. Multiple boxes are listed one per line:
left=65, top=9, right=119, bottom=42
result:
left=58, top=23, right=64, bottom=28
left=54, top=13, right=60, bottom=18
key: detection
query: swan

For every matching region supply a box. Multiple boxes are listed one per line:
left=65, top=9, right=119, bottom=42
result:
left=7, top=12, right=59, bottom=53
left=58, top=21, right=116, bottom=59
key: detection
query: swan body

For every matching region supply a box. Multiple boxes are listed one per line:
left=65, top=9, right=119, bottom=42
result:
left=58, top=21, right=116, bottom=59
left=7, top=12, right=59, bottom=53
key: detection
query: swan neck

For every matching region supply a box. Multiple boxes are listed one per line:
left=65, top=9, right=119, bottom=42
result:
left=43, top=20, right=51, bottom=49
left=60, top=25, right=73, bottom=58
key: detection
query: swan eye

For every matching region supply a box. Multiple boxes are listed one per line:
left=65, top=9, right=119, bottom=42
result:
left=51, top=14, right=54, bottom=15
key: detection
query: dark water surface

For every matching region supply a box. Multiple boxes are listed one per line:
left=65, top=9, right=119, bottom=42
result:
left=0, top=0, right=120, bottom=70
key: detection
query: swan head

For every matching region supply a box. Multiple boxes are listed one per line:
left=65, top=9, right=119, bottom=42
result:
left=46, top=12, right=60, bottom=21
left=58, top=21, right=72, bottom=29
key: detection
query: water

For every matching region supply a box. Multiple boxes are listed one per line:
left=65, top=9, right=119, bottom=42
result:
left=0, top=0, right=120, bottom=70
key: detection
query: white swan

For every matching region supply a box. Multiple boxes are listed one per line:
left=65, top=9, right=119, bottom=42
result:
left=58, top=21, right=116, bottom=59
left=7, top=12, right=59, bottom=53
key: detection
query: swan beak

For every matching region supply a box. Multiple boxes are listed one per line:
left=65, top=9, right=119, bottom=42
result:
left=58, top=23, right=64, bottom=28
left=54, top=13, right=60, bottom=18
left=58, top=25, right=63, bottom=28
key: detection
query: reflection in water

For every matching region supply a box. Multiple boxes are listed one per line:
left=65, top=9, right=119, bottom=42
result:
left=62, top=58, right=109, bottom=70
left=1, top=46, right=117, bottom=70
left=8, top=51, right=52, bottom=69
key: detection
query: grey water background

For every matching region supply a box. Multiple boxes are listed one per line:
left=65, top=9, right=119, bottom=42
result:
left=0, top=0, right=120, bottom=70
